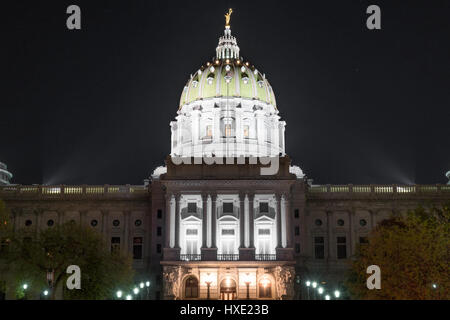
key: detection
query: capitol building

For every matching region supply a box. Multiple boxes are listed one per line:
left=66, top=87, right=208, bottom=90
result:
left=0, top=12, right=449, bottom=300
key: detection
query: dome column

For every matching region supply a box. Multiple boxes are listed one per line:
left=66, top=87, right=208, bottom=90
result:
left=255, top=109, right=266, bottom=156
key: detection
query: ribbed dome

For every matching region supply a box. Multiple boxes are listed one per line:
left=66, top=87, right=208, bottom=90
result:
left=179, top=59, right=277, bottom=109
left=179, top=25, right=277, bottom=109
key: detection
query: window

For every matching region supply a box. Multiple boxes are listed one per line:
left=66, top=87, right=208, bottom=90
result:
left=156, top=244, right=161, bottom=253
left=337, top=219, right=345, bottom=226
left=295, top=226, right=300, bottom=236
left=314, top=237, right=324, bottom=259
left=187, top=203, right=197, bottom=214
left=259, top=202, right=269, bottom=214
left=185, top=276, right=199, bottom=298
left=157, top=226, right=162, bottom=236
left=206, top=125, right=212, bottom=137
left=315, top=219, right=322, bottom=226
left=221, top=229, right=235, bottom=235
left=223, top=202, right=233, bottom=214
left=295, top=243, right=300, bottom=253
left=359, top=236, right=369, bottom=245
left=111, top=237, right=120, bottom=253
left=112, top=219, right=120, bottom=227
left=243, top=125, right=249, bottom=138
left=225, top=124, right=232, bottom=137
left=25, top=220, right=32, bottom=227
left=294, top=209, right=299, bottom=219
left=133, top=237, right=143, bottom=259
left=47, top=219, right=54, bottom=227
left=135, top=219, right=142, bottom=227
left=360, top=219, right=367, bottom=226
left=90, top=219, right=98, bottom=227
left=258, top=229, right=270, bottom=235
left=258, top=279, right=271, bottom=298
left=157, top=209, right=162, bottom=219
left=337, top=237, right=347, bottom=259
left=186, top=229, right=198, bottom=235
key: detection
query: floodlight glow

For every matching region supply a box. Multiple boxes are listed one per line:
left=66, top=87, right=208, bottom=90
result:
left=23, top=284, right=28, bottom=290
left=312, top=282, right=317, bottom=288
left=139, top=282, right=144, bottom=289
left=145, top=281, right=150, bottom=287
left=306, top=281, right=311, bottom=287
left=133, top=287, right=139, bottom=295
left=116, top=290, right=123, bottom=298
left=334, top=290, right=340, bottom=298
left=126, top=294, right=132, bottom=300
left=325, top=294, right=330, bottom=300
left=318, top=287, right=324, bottom=294
left=43, top=290, right=49, bottom=296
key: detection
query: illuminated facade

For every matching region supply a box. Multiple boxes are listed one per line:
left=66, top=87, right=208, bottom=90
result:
left=0, top=14, right=449, bottom=300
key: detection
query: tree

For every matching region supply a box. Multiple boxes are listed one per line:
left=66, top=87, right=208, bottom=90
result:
left=346, top=205, right=450, bottom=299
left=6, top=220, right=134, bottom=299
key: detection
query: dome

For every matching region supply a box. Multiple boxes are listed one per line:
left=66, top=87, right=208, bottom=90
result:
left=179, top=26, right=276, bottom=109
left=171, top=14, right=286, bottom=159
left=179, top=60, right=277, bottom=108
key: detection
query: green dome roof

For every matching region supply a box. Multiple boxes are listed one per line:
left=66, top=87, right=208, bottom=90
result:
left=179, top=59, right=277, bottom=109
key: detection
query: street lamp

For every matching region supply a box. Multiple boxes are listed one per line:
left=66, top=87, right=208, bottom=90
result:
left=243, top=273, right=252, bottom=299
left=145, top=281, right=150, bottom=300
left=318, top=287, right=324, bottom=295
left=311, top=282, right=317, bottom=300
left=126, top=294, right=132, bottom=300
left=305, top=281, right=311, bottom=300
left=139, top=282, right=144, bottom=289
left=325, top=294, right=330, bottom=300
left=334, top=290, right=340, bottom=299
left=116, top=290, right=123, bottom=299
left=204, top=273, right=214, bottom=300
left=23, top=284, right=28, bottom=290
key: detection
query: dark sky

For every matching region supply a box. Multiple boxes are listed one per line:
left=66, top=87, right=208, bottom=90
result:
left=2, top=0, right=449, bottom=186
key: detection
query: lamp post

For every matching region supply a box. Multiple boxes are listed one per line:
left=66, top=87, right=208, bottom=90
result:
left=139, top=282, right=145, bottom=300
left=325, top=294, right=330, bottom=300
left=126, top=294, right=132, bottom=300
left=145, top=281, right=150, bottom=300
left=305, top=281, right=311, bottom=300
left=116, top=290, right=123, bottom=299
left=133, top=287, right=140, bottom=300
left=334, top=290, right=340, bottom=299
left=204, top=273, right=214, bottom=300
left=22, top=284, right=28, bottom=300
left=312, top=282, right=317, bottom=300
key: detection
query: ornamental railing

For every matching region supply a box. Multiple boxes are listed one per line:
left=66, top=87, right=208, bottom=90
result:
left=255, top=254, right=277, bottom=261
left=180, top=254, right=203, bottom=261
left=0, top=185, right=148, bottom=197
left=308, top=184, right=449, bottom=195
left=217, top=254, right=239, bottom=261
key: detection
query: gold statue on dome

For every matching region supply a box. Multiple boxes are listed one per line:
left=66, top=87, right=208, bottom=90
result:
left=225, top=8, right=233, bottom=27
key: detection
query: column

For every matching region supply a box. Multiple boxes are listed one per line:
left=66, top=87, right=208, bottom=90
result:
left=174, top=194, right=181, bottom=249
left=202, top=193, right=208, bottom=248
left=349, top=209, right=355, bottom=256
left=124, top=211, right=131, bottom=253
left=248, top=193, right=255, bottom=248
left=207, top=195, right=212, bottom=248
left=255, top=109, right=266, bottom=155
left=211, top=194, right=217, bottom=248
left=281, top=195, right=287, bottom=248
left=164, top=193, right=172, bottom=248
left=275, top=194, right=282, bottom=248
left=244, top=194, right=249, bottom=248
left=284, top=194, right=293, bottom=248
left=239, top=192, right=245, bottom=248
left=326, top=211, right=333, bottom=259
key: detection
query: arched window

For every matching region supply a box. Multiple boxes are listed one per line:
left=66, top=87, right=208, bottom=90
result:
left=185, top=276, right=199, bottom=298
left=258, top=278, right=272, bottom=298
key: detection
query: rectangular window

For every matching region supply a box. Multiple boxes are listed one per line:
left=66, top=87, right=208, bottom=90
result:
left=206, top=125, right=212, bottom=137
left=187, top=202, right=197, bottom=213
left=186, top=239, right=198, bottom=255
left=337, top=237, right=347, bottom=259
left=157, top=227, right=162, bottom=236
left=314, top=237, right=324, bottom=259
left=225, top=124, right=232, bottom=137
left=259, top=202, right=269, bottom=214
left=359, top=236, right=369, bottom=245
left=295, top=226, right=300, bottom=236
left=221, top=229, right=235, bottom=235
left=258, top=229, right=270, bottom=235
left=186, top=229, right=198, bottom=235
left=223, top=202, right=233, bottom=214
left=221, top=238, right=235, bottom=254
left=133, top=237, right=143, bottom=260
left=243, top=125, right=249, bottom=137
left=111, top=237, right=120, bottom=253
left=294, top=209, right=299, bottom=218
left=157, top=209, right=162, bottom=219
left=295, top=243, right=300, bottom=253
left=156, top=243, right=161, bottom=254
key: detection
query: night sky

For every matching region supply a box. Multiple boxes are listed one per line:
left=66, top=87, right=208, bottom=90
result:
left=2, top=0, right=449, bottom=186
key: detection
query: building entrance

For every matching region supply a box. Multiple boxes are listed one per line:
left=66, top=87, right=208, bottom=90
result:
left=220, top=278, right=236, bottom=300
